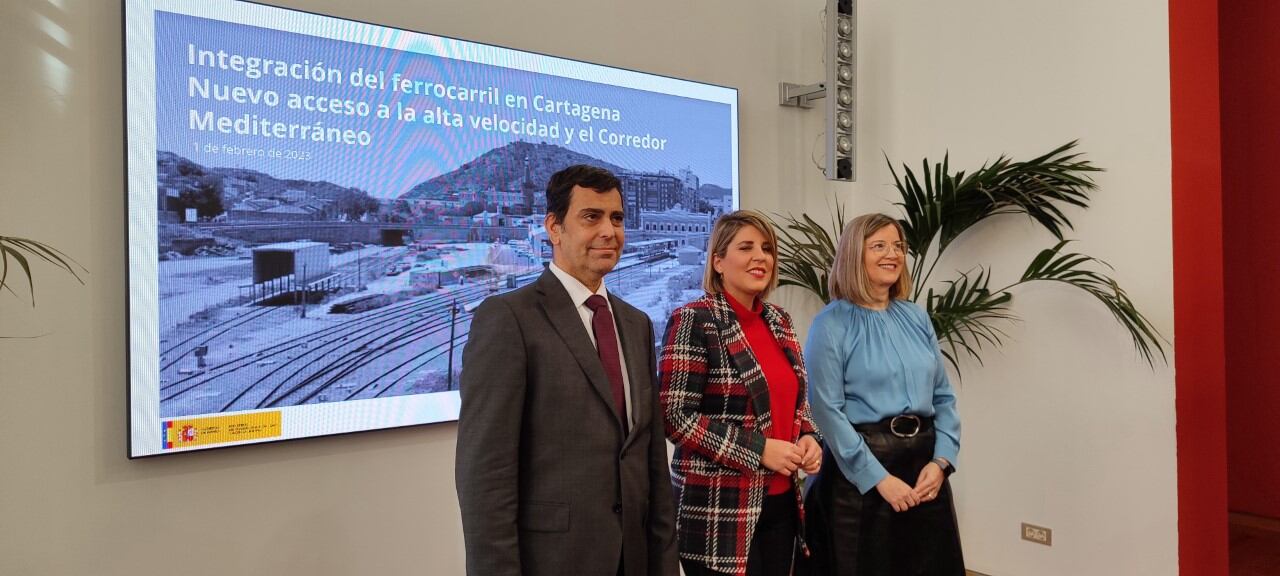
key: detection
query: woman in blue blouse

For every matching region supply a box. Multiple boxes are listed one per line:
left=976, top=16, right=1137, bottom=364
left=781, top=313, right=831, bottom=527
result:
left=803, top=213, right=964, bottom=575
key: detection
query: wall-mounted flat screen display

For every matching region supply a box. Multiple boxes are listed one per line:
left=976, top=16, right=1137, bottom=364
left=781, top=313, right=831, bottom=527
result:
left=125, top=0, right=738, bottom=456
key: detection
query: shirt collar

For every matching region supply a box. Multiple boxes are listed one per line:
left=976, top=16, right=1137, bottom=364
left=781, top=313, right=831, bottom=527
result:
left=548, top=261, right=609, bottom=309
left=724, top=290, right=763, bottom=317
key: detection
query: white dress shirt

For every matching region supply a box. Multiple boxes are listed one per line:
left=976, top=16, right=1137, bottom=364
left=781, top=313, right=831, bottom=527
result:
left=547, top=262, right=634, bottom=430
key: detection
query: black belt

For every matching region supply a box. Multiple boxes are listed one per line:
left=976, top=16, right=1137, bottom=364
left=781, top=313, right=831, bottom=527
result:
left=854, top=414, right=933, bottom=438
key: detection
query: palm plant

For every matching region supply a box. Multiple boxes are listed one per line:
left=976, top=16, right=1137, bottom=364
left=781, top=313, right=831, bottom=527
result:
left=773, top=141, right=1166, bottom=374
left=1, top=236, right=86, bottom=307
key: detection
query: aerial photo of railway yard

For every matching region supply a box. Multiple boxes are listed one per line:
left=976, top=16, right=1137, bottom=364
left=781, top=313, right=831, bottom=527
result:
left=154, top=140, right=733, bottom=418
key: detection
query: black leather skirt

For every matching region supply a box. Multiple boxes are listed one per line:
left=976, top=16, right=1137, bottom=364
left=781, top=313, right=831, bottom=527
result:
left=801, top=421, right=965, bottom=576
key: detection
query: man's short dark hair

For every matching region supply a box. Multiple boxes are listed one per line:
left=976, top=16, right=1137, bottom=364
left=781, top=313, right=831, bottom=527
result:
left=545, top=165, right=623, bottom=224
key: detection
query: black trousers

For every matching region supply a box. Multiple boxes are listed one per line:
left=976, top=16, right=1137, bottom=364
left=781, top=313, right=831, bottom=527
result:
left=681, top=492, right=798, bottom=576
left=803, top=426, right=965, bottom=576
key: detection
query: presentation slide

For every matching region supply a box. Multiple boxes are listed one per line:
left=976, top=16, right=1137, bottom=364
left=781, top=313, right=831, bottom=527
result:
left=125, top=0, right=738, bottom=457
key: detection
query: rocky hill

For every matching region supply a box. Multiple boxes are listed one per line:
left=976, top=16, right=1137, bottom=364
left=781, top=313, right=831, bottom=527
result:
left=399, top=140, right=626, bottom=199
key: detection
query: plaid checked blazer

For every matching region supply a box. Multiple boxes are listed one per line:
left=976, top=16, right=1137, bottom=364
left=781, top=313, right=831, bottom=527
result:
left=658, top=292, right=820, bottom=575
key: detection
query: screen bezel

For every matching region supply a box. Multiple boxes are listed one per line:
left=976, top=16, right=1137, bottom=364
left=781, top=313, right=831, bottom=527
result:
left=124, top=0, right=740, bottom=458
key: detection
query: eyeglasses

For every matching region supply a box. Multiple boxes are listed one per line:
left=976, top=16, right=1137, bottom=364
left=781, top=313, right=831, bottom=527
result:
left=867, top=241, right=908, bottom=256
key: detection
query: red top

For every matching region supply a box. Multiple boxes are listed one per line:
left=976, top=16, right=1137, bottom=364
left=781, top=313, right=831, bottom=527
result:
left=726, top=292, right=799, bottom=495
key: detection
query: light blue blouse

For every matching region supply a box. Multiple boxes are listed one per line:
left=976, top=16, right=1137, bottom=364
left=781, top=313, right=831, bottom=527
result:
left=805, top=299, right=961, bottom=494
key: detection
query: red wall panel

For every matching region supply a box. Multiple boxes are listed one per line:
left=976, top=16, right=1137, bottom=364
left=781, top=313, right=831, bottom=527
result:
left=1221, top=0, right=1280, bottom=521
left=1171, top=0, right=1229, bottom=573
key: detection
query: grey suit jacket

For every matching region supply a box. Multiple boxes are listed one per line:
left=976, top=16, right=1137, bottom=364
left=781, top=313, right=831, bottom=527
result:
left=456, top=269, right=678, bottom=576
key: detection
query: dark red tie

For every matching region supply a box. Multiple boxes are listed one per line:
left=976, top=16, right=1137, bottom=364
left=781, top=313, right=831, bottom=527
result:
left=585, top=294, right=628, bottom=434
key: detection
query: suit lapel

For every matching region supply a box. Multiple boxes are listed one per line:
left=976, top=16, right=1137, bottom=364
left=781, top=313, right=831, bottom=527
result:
left=762, top=303, right=807, bottom=411
left=707, top=293, right=773, bottom=432
left=762, top=303, right=803, bottom=381
left=611, top=293, right=648, bottom=449
left=536, top=271, right=626, bottom=432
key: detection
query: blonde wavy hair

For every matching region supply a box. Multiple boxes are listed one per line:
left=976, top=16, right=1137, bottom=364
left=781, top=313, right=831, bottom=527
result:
left=703, top=210, right=780, bottom=299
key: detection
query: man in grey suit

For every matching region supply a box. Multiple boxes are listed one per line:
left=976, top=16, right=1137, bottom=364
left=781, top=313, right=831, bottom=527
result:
left=456, top=165, right=678, bottom=576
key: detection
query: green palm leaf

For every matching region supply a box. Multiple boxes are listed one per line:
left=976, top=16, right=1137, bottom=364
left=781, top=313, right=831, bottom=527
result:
left=770, top=141, right=1166, bottom=376
left=893, top=140, right=1102, bottom=291
left=772, top=203, right=848, bottom=304
left=925, top=267, right=1015, bottom=375
left=1010, top=240, right=1168, bottom=367
left=0, top=236, right=86, bottom=306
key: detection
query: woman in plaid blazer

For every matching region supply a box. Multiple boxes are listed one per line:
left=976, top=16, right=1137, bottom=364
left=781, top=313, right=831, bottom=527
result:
left=659, top=210, right=822, bottom=576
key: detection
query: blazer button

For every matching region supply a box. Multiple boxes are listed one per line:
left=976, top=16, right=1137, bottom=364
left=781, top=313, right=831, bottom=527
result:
left=612, top=503, right=623, bottom=514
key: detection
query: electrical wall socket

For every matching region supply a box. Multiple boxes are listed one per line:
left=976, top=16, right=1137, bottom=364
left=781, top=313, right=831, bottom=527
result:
left=1021, top=522, right=1052, bottom=546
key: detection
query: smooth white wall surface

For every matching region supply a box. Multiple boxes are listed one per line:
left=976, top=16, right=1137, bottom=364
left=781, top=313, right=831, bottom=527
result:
left=772, top=1, right=1178, bottom=576
left=0, top=1, right=1176, bottom=575
left=0, top=1, right=819, bottom=575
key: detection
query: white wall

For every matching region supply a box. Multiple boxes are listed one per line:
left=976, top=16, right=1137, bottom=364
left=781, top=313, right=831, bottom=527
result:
left=772, top=1, right=1178, bottom=575
left=0, top=1, right=822, bottom=575
left=0, top=0, right=1176, bottom=575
